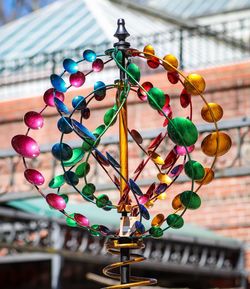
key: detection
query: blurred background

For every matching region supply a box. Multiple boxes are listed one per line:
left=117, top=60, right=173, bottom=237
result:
left=0, top=0, right=250, bottom=288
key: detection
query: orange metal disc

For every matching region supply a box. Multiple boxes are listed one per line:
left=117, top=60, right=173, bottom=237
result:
left=201, top=132, right=232, bottom=157
left=143, top=44, right=155, bottom=59
left=196, top=168, right=214, bottom=185
left=184, top=73, right=206, bottom=95
left=162, top=54, right=178, bottom=72
left=201, top=103, right=223, bottom=123
left=172, top=194, right=184, bottom=210
left=151, top=214, right=165, bottom=227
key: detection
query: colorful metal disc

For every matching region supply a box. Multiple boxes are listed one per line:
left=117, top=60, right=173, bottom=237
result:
left=167, top=117, right=198, bottom=146
left=12, top=135, right=40, bottom=159
left=24, top=169, right=45, bottom=186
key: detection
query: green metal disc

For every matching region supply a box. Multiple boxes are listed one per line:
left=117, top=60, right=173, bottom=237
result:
left=127, top=63, right=140, bottom=85
left=119, top=90, right=127, bottom=102
left=103, top=200, right=113, bottom=211
left=180, top=190, right=201, bottom=210
left=167, top=117, right=198, bottom=146
left=166, top=214, right=184, bottom=229
left=184, top=160, right=205, bottom=180
left=62, top=148, right=84, bottom=167
left=75, top=162, right=90, bottom=178
left=93, top=124, right=106, bottom=136
left=149, top=226, right=163, bottom=238
left=81, top=183, right=95, bottom=201
left=90, top=224, right=101, bottom=236
left=66, top=213, right=77, bottom=227
left=105, top=48, right=115, bottom=56
left=96, top=194, right=109, bottom=208
left=48, top=175, right=65, bottom=188
left=91, top=224, right=99, bottom=230
left=82, top=135, right=100, bottom=152
left=60, top=194, right=69, bottom=204
left=115, top=50, right=123, bottom=64
left=104, top=108, right=117, bottom=126
left=148, top=87, right=165, bottom=110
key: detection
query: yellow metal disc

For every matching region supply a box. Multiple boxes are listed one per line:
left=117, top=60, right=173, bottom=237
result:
left=201, top=132, right=232, bottom=157
left=151, top=213, right=165, bottom=227
left=148, top=151, right=165, bottom=165
left=184, top=73, right=206, bottom=95
left=157, top=173, right=172, bottom=185
left=162, top=54, right=178, bottom=72
left=196, top=168, right=214, bottom=185
left=201, top=103, right=223, bottom=123
left=157, top=192, right=167, bottom=200
left=145, top=200, right=154, bottom=209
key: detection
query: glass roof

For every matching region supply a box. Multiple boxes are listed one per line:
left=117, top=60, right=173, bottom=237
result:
left=143, top=0, right=250, bottom=18
left=0, top=0, right=173, bottom=60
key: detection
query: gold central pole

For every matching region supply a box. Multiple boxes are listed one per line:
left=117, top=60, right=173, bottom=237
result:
left=113, top=19, right=131, bottom=213
left=114, top=19, right=131, bottom=289
left=119, top=98, right=128, bottom=200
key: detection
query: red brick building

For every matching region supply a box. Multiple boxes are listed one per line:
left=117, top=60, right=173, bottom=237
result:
left=0, top=1, right=250, bottom=288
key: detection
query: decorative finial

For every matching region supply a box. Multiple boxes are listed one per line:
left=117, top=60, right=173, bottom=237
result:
left=114, top=18, right=130, bottom=49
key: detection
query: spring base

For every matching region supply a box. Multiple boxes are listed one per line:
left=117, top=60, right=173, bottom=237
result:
left=102, top=238, right=157, bottom=289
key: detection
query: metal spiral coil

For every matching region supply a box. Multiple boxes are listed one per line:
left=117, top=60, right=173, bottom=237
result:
left=102, top=238, right=157, bottom=289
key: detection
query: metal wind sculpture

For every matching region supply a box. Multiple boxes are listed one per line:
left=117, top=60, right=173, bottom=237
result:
left=11, top=19, right=231, bottom=288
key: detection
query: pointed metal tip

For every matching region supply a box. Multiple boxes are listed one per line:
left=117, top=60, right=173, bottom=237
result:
left=117, top=18, right=125, bottom=24
left=114, top=18, right=130, bottom=49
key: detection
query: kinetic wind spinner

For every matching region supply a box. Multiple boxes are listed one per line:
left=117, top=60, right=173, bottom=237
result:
left=11, top=19, right=231, bottom=288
